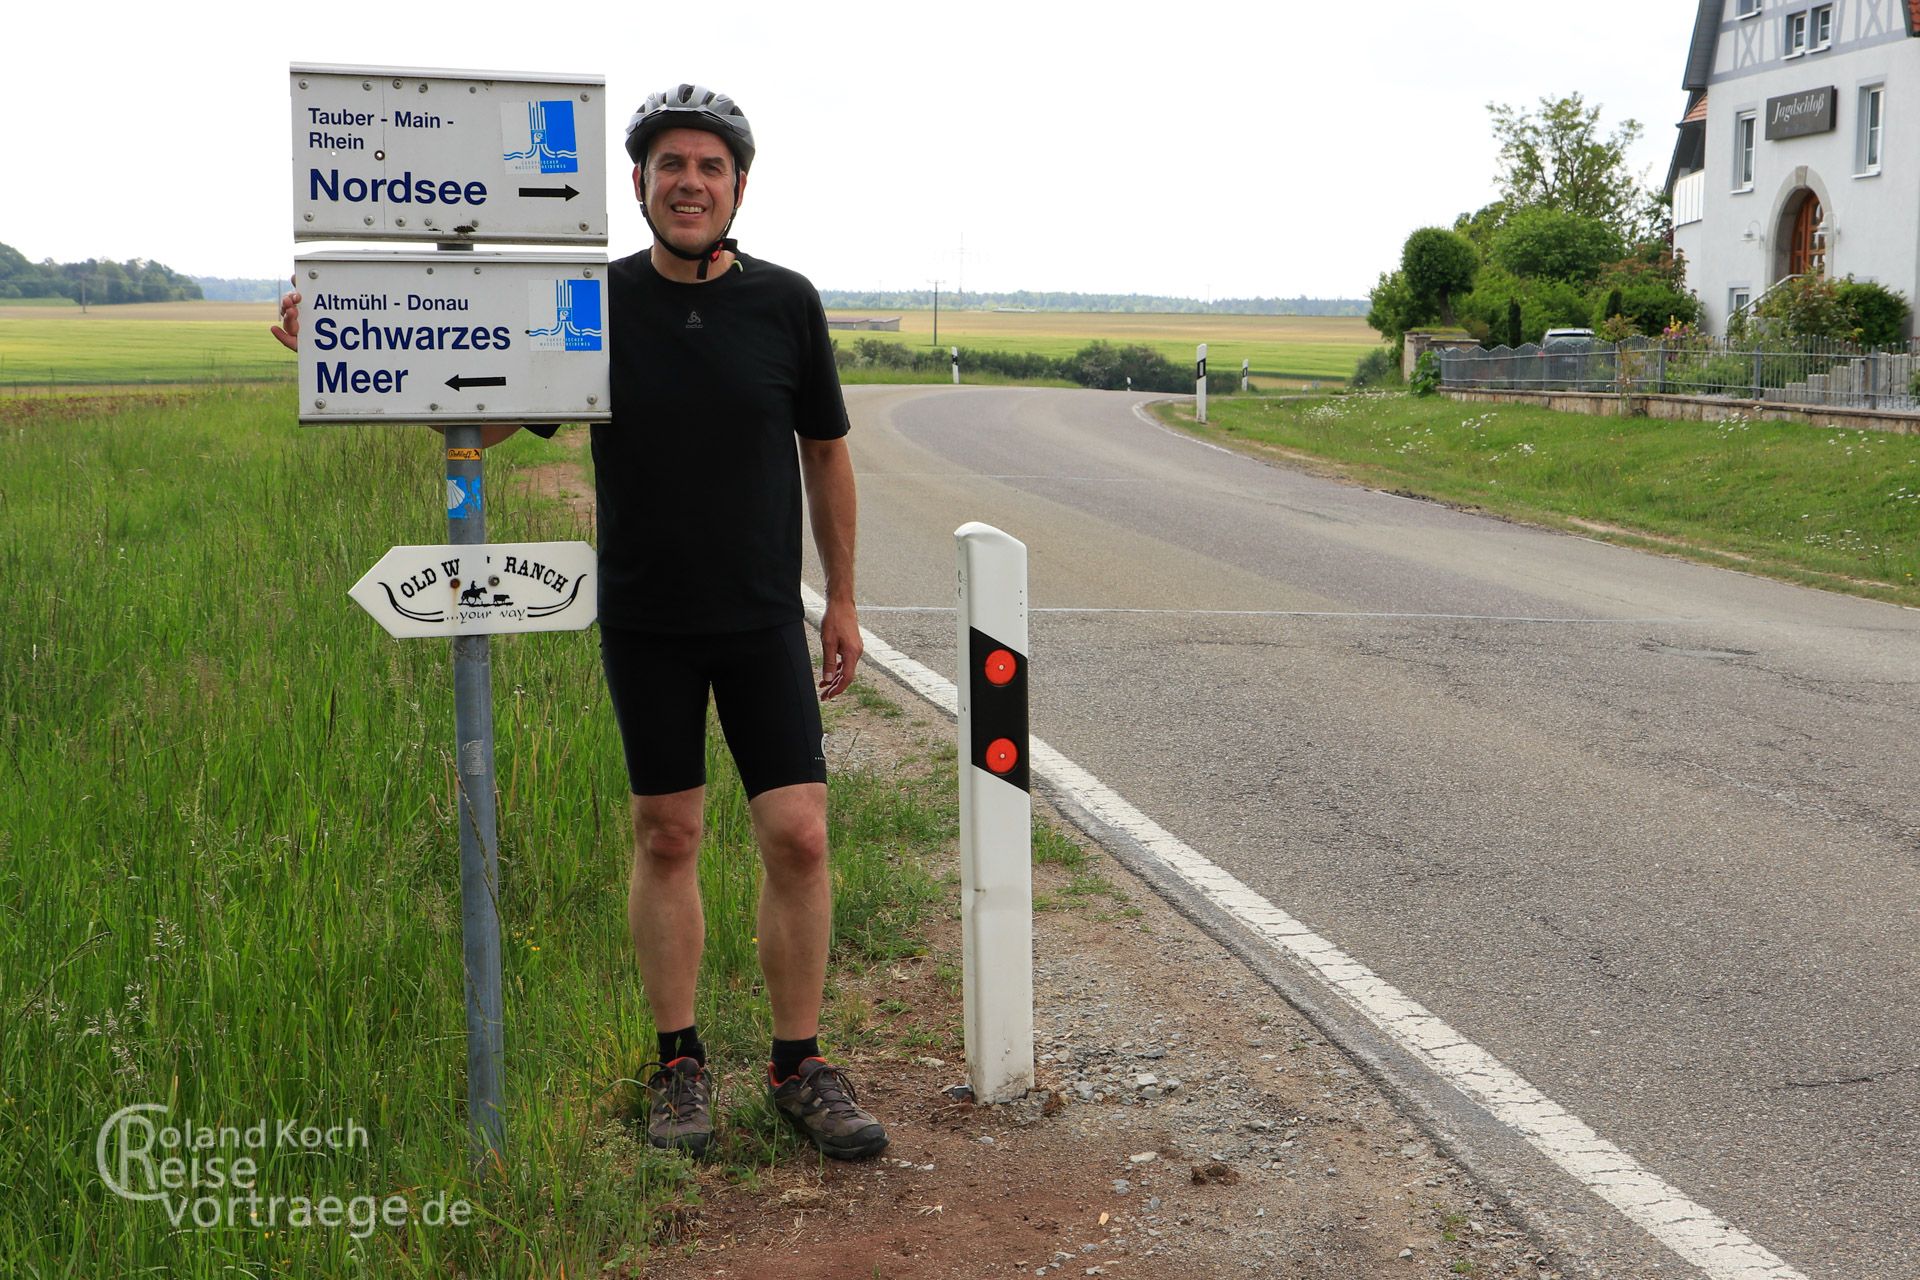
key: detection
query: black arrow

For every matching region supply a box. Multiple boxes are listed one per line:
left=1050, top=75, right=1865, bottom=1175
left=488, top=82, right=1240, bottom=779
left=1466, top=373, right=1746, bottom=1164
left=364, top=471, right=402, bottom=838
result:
left=445, top=375, right=507, bottom=391
left=517, top=185, right=580, bottom=200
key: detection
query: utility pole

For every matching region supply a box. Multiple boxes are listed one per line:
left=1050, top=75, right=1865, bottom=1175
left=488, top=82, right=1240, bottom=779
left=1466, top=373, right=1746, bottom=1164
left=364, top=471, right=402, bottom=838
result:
left=929, top=278, right=942, bottom=348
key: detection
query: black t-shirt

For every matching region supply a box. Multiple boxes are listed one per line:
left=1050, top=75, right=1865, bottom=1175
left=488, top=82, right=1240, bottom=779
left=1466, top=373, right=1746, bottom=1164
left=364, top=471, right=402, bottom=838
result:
left=587, top=249, right=849, bottom=634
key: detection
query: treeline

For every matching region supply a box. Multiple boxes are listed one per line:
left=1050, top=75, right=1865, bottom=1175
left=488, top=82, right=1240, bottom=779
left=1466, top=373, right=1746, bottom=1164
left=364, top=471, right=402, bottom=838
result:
left=192, top=276, right=288, bottom=302
left=0, top=242, right=202, bottom=304
left=819, top=289, right=1365, bottom=316
left=834, top=337, right=1238, bottom=394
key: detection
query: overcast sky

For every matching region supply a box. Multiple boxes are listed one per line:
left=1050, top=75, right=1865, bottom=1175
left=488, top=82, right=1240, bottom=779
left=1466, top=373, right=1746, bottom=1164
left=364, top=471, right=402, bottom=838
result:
left=4, top=1, right=1699, bottom=300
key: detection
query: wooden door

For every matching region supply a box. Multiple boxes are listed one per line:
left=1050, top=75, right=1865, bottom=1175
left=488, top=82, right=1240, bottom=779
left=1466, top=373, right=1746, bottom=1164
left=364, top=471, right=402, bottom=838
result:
left=1788, top=195, right=1825, bottom=277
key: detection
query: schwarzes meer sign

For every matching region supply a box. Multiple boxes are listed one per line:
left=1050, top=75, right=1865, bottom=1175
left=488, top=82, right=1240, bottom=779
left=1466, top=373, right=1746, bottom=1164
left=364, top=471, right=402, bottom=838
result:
left=1766, top=87, right=1837, bottom=140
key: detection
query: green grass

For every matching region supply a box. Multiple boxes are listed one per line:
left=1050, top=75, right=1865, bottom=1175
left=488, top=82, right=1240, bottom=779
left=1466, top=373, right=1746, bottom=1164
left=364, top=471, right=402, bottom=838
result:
left=0, top=316, right=295, bottom=387
left=1159, top=392, right=1920, bottom=605
left=0, top=387, right=953, bottom=1277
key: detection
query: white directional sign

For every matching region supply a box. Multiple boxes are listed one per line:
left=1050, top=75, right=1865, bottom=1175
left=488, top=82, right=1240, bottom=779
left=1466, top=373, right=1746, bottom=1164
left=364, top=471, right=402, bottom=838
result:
left=292, top=63, right=607, bottom=246
left=295, top=251, right=610, bottom=425
left=350, top=541, right=597, bottom=638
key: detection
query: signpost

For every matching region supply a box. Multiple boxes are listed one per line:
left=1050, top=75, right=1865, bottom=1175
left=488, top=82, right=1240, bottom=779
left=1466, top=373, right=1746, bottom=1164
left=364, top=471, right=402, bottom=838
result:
left=293, top=62, right=609, bottom=1170
left=291, top=64, right=607, bottom=245
left=951, top=345, right=960, bottom=386
left=294, top=252, right=611, bottom=425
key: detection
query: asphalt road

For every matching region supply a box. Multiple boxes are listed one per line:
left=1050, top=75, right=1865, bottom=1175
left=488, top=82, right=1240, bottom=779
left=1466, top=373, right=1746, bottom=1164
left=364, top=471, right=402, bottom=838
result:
left=809, top=384, right=1920, bottom=1280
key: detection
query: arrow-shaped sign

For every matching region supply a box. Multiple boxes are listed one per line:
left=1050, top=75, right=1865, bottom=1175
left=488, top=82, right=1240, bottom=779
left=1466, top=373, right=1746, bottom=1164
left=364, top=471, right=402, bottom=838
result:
left=445, top=374, right=508, bottom=391
left=517, top=185, right=581, bottom=200
left=350, top=541, right=598, bottom=639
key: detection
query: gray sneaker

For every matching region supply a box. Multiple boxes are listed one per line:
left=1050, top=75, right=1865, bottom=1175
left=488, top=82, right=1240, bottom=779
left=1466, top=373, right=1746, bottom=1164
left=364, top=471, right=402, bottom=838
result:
left=769, top=1058, right=889, bottom=1160
left=645, top=1057, right=712, bottom=1158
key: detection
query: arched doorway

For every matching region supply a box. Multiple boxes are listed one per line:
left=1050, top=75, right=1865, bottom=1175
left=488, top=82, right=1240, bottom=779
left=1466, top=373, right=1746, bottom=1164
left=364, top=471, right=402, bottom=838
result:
left=1783, top=190, right=1827, bottom=278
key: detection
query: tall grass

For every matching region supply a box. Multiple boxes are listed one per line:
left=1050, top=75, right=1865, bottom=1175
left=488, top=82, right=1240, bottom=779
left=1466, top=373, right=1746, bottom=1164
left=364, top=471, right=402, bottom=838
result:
left=0, top=387, right=948, bottom=1276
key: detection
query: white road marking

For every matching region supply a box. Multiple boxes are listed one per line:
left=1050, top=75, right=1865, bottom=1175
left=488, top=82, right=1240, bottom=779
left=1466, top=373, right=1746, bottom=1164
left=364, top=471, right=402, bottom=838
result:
left=806, top=583, right=1808, bottom=1280
left=856, top=604, right=1682, bottom=625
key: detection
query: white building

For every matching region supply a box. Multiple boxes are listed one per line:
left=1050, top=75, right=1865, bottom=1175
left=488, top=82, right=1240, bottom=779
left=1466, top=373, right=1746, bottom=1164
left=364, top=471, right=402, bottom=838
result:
left=1668, top=0, right=1917, bottom=335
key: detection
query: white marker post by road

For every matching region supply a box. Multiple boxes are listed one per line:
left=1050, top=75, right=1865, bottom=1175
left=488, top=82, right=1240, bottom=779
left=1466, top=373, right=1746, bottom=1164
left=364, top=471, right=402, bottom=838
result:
left=954, top=522, right=1034, bottom=1104
left=1195, top=343, right=1208, bottom=423
left=951, top=345, right=960, bottom=385
left=1241, top=357, right=1250, bottom=392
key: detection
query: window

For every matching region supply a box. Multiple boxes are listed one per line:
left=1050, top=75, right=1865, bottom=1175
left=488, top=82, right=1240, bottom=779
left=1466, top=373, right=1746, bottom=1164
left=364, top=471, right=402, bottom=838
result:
left=1810, top=5, right=1833, bottom=50
left=1858, top=85, right=1885, bottom=174
left=1785, top=10, right=1807, bottom=56
left=1730, top=288, right=1753, bottom=321
left=1736, top=0, right=1760, bottom=14
left=1735, top=112, right=1757, bottom=189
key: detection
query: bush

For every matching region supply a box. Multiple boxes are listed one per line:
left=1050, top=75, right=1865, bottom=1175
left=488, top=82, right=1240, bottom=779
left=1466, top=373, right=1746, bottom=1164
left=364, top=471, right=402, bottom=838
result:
left=1409, top=351, right=1442, bottom=396
left=1755, top=273, right=1851, bottom=340
left=1834, top=279, right=1909, bottom=347
left=1350, top=346, right=1403, bottom=389
left=1591, top=281, right=1700, bottom=335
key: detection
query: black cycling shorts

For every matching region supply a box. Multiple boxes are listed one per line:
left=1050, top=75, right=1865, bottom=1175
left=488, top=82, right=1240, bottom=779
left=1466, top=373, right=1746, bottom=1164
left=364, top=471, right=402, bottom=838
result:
left=600, top=621, right=826, bottom=799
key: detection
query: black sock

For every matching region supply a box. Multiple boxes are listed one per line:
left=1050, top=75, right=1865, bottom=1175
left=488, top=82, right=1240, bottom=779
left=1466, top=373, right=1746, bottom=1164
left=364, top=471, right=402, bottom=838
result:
left=657, top=1025, right=705, bottom=1067
left=771, top=1035, right=821, bottom=1081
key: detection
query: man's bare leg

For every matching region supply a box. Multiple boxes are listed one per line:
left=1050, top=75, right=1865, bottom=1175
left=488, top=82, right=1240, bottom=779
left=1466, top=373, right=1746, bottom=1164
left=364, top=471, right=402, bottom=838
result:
left=748, top=782, right=831, bottom=1040
left=628, top=787, right=707, bottom=1033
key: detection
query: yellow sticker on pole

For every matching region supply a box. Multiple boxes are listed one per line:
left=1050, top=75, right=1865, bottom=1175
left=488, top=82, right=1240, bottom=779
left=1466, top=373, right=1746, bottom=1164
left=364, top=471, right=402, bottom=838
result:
left=446, top=448, right=482, bottom=461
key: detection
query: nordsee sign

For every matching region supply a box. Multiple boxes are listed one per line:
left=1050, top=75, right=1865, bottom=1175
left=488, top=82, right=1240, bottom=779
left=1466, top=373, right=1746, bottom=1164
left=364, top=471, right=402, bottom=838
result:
left=1765, top=87, right=1837, bottom=140
left=295, top=251, right=611, bottom=424
left=292, top=64, right=607, bottom=245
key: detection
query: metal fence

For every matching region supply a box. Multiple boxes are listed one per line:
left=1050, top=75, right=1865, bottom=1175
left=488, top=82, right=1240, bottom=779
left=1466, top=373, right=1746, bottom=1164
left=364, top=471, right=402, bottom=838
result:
left=1438, top=336, right=1920, bottom=412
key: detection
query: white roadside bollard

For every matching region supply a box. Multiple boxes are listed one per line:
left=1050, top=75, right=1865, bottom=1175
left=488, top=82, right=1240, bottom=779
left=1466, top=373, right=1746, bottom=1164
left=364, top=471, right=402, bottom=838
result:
left=954, top=522, right=1034, bottom=1104
left=1195, top=342, right=1208, bottom=424
left=1241, top=357, right=1250, bottom=393
left=952, top=345, right=961, bottom=385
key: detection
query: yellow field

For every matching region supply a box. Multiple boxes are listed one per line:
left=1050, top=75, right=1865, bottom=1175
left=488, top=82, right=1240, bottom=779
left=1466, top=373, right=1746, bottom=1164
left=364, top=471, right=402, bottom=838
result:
left=825, top=309, right=1377, bottom=382
left=0, top=300, right=279, bottom=323
left=0, top=300, right=1381, bottom=389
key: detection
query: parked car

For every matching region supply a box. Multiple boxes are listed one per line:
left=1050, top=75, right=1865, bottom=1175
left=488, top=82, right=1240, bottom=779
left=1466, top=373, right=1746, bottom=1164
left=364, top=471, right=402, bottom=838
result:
left=1542, top=327, right=1595, bottom=349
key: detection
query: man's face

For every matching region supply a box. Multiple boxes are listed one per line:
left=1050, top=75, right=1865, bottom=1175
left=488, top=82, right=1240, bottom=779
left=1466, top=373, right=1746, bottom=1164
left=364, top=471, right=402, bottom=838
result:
left=636, top=127, right=745, bottom=254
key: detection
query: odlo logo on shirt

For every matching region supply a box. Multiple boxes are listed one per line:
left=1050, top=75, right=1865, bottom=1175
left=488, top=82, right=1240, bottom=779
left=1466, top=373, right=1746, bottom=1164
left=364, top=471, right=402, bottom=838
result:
left=685, top=310, right=703, bottom=330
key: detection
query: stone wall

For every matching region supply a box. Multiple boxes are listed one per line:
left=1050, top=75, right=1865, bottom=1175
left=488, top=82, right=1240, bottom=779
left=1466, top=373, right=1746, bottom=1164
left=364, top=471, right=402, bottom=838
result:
left=1438, top=386, right=1920, bottom=434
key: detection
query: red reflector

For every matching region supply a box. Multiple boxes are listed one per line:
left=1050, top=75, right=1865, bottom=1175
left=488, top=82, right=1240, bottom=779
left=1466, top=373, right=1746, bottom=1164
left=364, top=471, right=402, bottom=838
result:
left=984, top=648, right=1018, bottom=686
left=985, top=737, right=1020, bottom=774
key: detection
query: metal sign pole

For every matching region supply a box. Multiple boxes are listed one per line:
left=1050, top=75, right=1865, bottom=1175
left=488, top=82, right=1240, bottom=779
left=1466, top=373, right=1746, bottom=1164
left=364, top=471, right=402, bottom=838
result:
left=445, top=422, right=506, bottom=1168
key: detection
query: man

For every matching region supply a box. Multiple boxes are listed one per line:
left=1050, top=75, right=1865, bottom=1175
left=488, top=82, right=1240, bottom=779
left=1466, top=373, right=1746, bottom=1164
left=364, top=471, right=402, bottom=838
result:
left=272, top=83, right=886, bottom=1162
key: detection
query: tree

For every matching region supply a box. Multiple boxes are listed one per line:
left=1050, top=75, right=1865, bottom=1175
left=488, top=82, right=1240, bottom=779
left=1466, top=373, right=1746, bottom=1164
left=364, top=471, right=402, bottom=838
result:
left=1486, top=93, right=1649, bottom=239
left=1366, top=268, right=1424, bottom=349
left=1400, top=228, right=1479, bottom=326
left=1488, top=208, right=1622, bottom=285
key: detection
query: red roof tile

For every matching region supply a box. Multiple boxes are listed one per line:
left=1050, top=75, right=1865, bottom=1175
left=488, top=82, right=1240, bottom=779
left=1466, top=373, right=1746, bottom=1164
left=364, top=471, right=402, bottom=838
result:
left=1682, top=93, right=1708, bottom=125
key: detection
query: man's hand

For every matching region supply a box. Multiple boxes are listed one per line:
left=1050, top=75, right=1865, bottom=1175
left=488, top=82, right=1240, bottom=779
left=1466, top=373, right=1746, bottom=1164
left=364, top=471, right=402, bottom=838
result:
left=270, top=275, right=300, bottom=351
left=817, top=599, right=862, bottom=699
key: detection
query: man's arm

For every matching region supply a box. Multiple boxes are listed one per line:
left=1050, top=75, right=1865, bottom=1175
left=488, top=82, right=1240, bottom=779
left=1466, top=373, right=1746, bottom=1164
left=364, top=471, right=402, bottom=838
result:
left=798, top=435, right=860, bottom=699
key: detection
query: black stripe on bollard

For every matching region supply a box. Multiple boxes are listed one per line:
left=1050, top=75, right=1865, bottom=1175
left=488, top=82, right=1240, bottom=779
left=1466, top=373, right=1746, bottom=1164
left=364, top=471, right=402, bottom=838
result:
left=968, top=626, right=1029, bottom=792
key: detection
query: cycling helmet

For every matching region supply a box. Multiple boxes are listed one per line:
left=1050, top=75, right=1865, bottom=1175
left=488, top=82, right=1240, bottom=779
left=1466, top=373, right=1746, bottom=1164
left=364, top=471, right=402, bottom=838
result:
left=624, top=84, right=756, bottom=172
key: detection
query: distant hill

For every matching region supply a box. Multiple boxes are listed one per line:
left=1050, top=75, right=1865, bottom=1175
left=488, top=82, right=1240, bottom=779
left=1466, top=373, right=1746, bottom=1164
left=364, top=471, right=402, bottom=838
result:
left=191, top=276, right=289, bottom=302
left=0, top=241, right=202, bottom=304
left=818, top=289, right=1366, bottom=317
